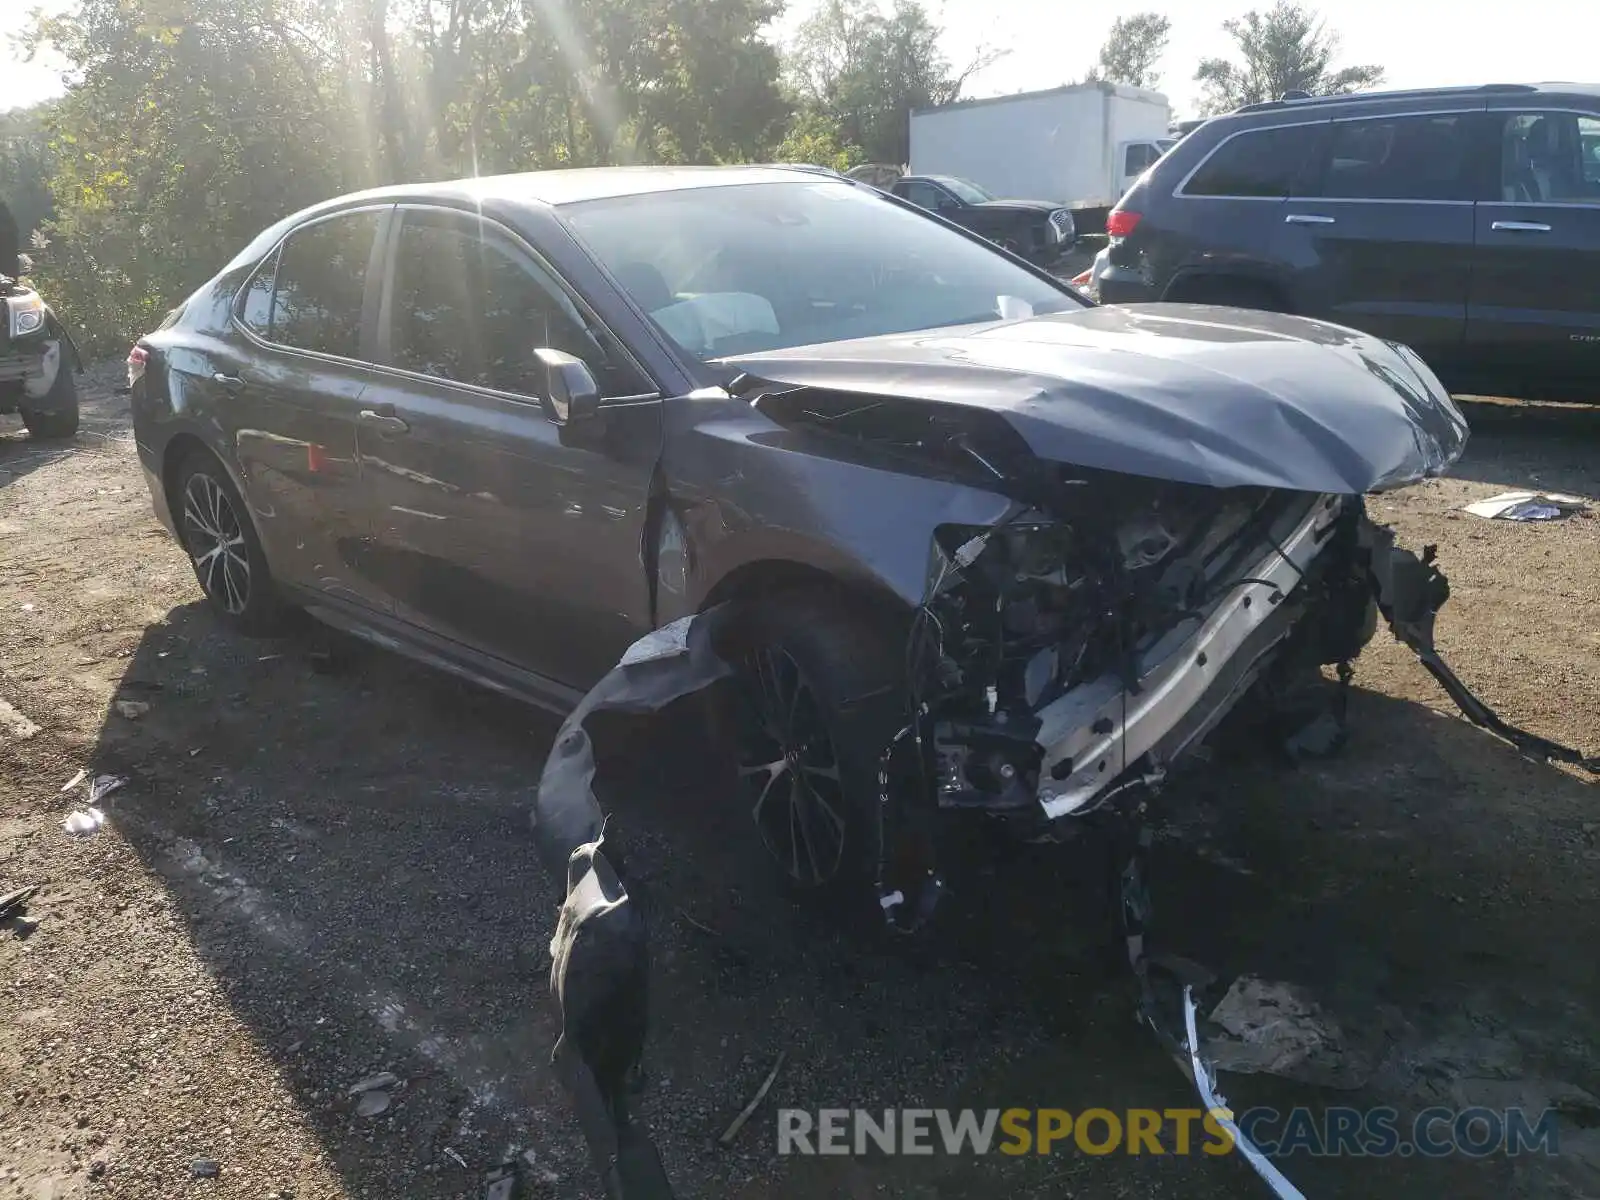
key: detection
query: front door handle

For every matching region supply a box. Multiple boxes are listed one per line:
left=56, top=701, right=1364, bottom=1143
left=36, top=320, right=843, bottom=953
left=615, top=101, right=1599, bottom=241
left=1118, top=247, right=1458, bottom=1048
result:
left=1490, top=220, right=1552, bottom=232
left=212, top=372, right=245, bottom=389
left=358, top=409, right=410, bottom=435
left=1284, top=213, right=1336, bottom=225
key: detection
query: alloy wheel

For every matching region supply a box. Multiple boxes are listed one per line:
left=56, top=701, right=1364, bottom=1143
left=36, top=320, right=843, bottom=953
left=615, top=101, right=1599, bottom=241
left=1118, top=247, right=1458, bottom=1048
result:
left=734, top=646, right=848, bottom=887
left=182, top=472, right=251, bottom=615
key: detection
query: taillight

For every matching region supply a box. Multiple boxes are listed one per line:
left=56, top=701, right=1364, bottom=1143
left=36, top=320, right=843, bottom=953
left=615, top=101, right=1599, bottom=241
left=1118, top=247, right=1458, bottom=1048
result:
left=126, top=344, right=148, bottom=389
left=1106, top=209, right=1142, bottom=239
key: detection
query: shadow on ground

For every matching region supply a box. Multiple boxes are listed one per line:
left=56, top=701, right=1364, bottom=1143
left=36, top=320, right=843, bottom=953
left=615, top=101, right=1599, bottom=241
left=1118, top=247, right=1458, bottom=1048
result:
left=1449, top=400, right=1600, bottom=496
left=80, top=579, right=1599, bottom=1198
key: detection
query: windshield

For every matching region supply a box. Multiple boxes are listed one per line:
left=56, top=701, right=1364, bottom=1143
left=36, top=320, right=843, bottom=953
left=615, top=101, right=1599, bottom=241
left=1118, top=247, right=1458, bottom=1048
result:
left=561, top=180, right=1079, bottom=362
left=939, top=177, right=994, bottom=204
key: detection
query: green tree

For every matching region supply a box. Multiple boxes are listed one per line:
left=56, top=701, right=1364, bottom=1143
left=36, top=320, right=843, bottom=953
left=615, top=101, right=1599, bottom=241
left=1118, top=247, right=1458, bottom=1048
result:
left=0, top=103, right=59, bottom=253
left=774, top=110, right=864, bottom=172
left=787, top=0, right=1002, bottom=165
left=1086, top=13, right=1171, bottom=90
left=1194, top=1, right=1384, bottom=115
left=21, top=0, right=792, bottom=351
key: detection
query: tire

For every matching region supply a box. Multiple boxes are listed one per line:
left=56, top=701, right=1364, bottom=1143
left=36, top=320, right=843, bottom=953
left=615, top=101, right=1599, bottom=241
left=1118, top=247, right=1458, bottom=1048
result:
left=1167, top=276, right=1287, bottom=313
left=717, top=589, right=908, bottom=908
left=19, top=350, right=79, bottom=440
left=172, top=449, right=290, bottom=636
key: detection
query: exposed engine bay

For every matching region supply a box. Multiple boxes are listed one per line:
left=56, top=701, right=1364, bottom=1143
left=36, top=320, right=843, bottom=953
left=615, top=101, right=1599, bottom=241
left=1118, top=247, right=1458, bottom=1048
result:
left=910, top=481, right=1372, bottom=826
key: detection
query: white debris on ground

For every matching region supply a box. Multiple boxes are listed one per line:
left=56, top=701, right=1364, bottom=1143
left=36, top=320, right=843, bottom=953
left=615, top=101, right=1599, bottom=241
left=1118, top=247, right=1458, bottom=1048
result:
left=1462, top=490, right=1590, bottom=521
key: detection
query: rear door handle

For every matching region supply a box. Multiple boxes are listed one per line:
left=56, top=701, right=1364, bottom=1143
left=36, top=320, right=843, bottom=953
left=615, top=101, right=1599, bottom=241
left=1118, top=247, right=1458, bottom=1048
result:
left=1284, top=213, right=1335, bottom=225
left=1490, top=220, right=1551, bottom=232
left=358, top=408, right=410, bottom=435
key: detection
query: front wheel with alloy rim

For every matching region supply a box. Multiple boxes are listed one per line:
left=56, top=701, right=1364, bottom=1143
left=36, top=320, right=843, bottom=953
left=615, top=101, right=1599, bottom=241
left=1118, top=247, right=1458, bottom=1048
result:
left=173, top=452, right=289, bottom=636
left=721, top=590, right=907, bottom=908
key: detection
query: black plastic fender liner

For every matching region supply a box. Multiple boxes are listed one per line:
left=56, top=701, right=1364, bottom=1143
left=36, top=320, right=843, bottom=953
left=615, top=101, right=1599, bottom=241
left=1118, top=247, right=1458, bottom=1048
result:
left=532, top=606, right=736, bottom=874
left=534, top=607, right=736, bottom=1200
left=1363, top=521, right=1600, bottom=774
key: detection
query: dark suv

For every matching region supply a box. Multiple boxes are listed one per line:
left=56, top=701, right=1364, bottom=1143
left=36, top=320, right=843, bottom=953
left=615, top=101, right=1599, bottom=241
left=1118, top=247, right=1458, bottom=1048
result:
left=1093, top=83, right=1600, bottom=402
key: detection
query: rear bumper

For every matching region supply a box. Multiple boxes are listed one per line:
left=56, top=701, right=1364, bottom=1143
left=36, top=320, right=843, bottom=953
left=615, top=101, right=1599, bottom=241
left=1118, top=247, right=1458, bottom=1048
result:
left=138, top=443, right=179, bottom=538
left=1092, top=259, right=1158, bottom=305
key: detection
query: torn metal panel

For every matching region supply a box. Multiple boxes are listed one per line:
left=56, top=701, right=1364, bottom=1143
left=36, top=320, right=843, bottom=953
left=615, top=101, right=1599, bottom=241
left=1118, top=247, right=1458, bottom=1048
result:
left=726, top=304, right=1468, bottom=494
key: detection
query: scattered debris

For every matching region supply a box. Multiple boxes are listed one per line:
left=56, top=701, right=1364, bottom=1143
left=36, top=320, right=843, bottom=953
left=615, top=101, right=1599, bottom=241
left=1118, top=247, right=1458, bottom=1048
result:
left=87, top=775, right=127, bottom=805
left=442, top=1147, right=469, bottom=1170
left=483, top=1164, right=517, bottom=1200
left=20, top=602, right=34, bottom=611
left=62, top=807, right=107, bottom=836
left=1205, top=976, right=1370, bottom=1089
left=1463, top=490, right=1589, bottom=521
left=0, top=884, right=39, bottom=922
left=0, top=697, right=41, bottom=741
left=1182, top=987, right=1306, bottom=1200
left=355, top=1089, right=392, bottom=1117
left=112, top=699, right=149, bottom=719
left=60, top=768, right=88, bottom=792
left=190, top=1158, right=221, bottom=1179
left=718, top=1051, right=787, bottom=1147
left=347, top=1071, right=399, bottom=1095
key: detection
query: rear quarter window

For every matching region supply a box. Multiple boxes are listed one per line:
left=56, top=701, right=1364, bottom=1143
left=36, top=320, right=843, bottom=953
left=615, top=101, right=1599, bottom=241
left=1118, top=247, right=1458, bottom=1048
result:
left=1182, top=123, right=1326, bottom=198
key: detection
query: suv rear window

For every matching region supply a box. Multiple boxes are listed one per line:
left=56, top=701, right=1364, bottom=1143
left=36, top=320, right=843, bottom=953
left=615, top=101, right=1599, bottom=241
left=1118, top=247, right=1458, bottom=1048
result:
left=1320, top=114, right=1471, bottom=201
left=1183, top=124, right=1321, bottom=198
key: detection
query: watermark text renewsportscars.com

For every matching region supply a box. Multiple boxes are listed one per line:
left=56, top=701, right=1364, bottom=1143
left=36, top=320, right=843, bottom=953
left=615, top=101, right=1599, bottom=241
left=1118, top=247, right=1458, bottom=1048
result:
left=777, top=1106, right=1562, bottom=1159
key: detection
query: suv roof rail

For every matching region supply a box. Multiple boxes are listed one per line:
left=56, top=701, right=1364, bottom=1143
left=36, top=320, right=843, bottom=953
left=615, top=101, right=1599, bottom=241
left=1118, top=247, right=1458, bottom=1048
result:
left=1233, top=82, right=1539, bottom=114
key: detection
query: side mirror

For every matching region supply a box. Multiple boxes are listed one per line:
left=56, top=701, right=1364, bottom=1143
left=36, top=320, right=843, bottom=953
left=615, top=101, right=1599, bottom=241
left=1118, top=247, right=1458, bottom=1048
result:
left=536, top=348, right=601, bottom=425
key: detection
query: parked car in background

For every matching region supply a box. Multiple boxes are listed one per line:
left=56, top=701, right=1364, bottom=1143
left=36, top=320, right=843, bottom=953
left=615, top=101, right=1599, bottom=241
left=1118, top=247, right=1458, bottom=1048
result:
left=1093, top=82, right=1600, bottom=402
left=843, top=163, right=904, bottom=189
left=128, top=165, right=1467, bottom=911
left=0, top=201, right=79, bottom=440
left=907, top=82, right=1173, bottom=233
left=889, top=173, right=1077, bottom=263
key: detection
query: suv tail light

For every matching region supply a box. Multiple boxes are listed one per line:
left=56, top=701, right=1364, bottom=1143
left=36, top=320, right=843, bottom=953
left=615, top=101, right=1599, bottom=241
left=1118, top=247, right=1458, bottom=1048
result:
left=1106, top=209, right=1141, bottom=239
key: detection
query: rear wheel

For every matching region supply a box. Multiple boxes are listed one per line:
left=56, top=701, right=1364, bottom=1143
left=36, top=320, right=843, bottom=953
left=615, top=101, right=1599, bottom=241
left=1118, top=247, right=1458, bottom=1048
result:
left=719, top=590, right=907, bottom=907
left=19, top=348, right=79, bottom=440
left=173, top=450, right=290, bottom=636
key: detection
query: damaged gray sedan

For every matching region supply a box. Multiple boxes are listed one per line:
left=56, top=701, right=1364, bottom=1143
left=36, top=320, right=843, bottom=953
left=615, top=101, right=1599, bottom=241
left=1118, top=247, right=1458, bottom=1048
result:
left=135, top=165, right=1476, bottom=911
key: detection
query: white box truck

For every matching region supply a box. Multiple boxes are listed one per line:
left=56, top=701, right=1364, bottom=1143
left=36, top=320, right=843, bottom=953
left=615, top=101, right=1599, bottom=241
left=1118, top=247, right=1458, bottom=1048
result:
left=908, top=82, right=1173, bottom=233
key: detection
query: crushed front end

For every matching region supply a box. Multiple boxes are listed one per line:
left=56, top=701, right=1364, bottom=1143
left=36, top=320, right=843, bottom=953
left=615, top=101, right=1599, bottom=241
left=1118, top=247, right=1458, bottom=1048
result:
left=904, top=474, right=1377, bottom=838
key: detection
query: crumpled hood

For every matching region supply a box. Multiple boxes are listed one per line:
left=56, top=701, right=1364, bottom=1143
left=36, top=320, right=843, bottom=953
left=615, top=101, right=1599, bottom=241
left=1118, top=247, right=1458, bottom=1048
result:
left=726, top=303, right=1470, bottom=493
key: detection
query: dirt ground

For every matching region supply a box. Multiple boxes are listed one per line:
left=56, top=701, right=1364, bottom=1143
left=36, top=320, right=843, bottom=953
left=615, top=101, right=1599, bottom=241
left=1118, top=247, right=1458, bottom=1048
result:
left=2, top=367, right=1598, bottom=1200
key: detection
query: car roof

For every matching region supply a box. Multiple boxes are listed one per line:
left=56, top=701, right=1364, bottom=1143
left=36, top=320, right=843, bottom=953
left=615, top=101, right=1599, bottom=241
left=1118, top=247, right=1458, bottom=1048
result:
left=299, top=165, right=844, bottom=219
left=1232, top=81, right=1600, bottom=116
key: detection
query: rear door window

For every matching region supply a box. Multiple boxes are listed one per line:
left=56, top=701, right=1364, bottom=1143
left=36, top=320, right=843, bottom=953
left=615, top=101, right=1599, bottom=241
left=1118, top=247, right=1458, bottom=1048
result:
left=1183, top=124, right=1324, bottom=198
left=1497, top=111, right=1600, bottom=203
left=1318, top=114, right=1473, bottom=201
left=269, top=211, right=382, bottom=358
left=237, top=249, right=278, bottom=338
